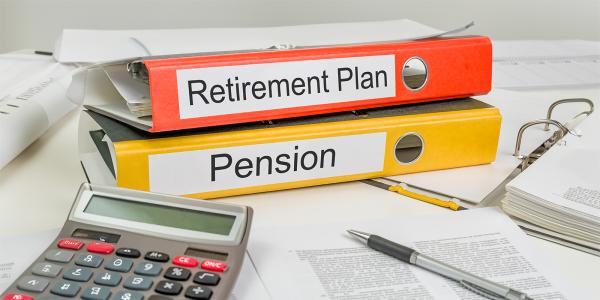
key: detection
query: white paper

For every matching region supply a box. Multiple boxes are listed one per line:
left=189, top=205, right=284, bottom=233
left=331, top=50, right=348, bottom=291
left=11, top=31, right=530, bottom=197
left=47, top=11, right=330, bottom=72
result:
left=0, top=230, right=270, bottom=300
left=54, top=20, right=463, bottom=63
left=0, top=52, right=79, bottom=170
left=491, top=40, right=600, bottom=89
left=388, top=89, right=600, bottom=204
left=248, top=208, right=578, bottom=299
left=149, top=133, right=387, bottom=195
left=504, top=111, right=600, bottom=249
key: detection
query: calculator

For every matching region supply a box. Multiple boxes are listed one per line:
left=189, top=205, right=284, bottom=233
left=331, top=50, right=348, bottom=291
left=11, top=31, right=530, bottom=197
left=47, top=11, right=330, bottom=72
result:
left=2, top=183, right=253, bottom=300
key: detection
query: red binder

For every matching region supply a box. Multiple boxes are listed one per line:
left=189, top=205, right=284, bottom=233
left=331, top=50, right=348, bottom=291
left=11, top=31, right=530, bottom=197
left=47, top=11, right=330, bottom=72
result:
left=138, top=36, right=491, bottom=132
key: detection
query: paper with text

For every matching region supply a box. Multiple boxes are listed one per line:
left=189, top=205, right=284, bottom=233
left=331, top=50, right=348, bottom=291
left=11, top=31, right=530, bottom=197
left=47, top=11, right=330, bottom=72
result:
left=248, top=208, right=578, bottom=299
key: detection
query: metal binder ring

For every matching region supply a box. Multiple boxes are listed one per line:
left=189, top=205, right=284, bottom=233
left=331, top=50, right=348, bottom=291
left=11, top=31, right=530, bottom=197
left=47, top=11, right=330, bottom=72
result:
left=544, top=98, right=594, bottom=131
left=513, top=119, right=569, bottom=159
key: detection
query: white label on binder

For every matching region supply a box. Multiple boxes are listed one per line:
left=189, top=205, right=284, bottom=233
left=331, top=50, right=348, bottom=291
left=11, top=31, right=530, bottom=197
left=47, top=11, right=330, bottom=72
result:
left=176, top=55, right=396, bottom=119
left=148, top=133, right=387, bottom=195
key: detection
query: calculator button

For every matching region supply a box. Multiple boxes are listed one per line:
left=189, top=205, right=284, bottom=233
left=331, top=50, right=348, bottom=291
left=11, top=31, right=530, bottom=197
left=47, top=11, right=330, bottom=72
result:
left=124, top=276, right=153, bottom=290
left=200, top=260, right=228, bottom=272
left=192, top=272, right=220, bottom=286
left=76, top=253, right=104, bottom=268
left=112, top=291, right=144, bottom=300
left=88, top=242, right=115, bottom=254
left=105, top=257, right=133, bottom=272
left=50, top=281, right=81, bottom=297
left=184, top=285, right=212, bottom=300
left=134, top=262, right=162, bottom=276
left=32, top=262, right=62, bottom=277
left=58, top=239, right=84, bottom=250
left=81, top=286, right=112, bottom=300
left=164, top=267, right=191, bottom=281
left=155, top=280, right=182, bottom=295
left=63, top=267, right=93, bottom=282
left=116, top=248, right=141, bottom=258
left=3, top=293, right=34, bottom=300
left=17, top=276, right=49, bottom=293
left=95, top=271, right=122, bottom=286
left=45, top=249, right=75, bottom=263
left=172, top=256, right=198, bottom=268
left=145, top=251, right=169, bottom=262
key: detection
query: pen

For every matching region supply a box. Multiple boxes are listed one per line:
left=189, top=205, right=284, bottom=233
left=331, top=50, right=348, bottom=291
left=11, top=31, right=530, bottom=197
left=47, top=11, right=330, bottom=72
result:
left=361, top=179, right=467, bottom=211
left=347, top=229, right=533, bottom=300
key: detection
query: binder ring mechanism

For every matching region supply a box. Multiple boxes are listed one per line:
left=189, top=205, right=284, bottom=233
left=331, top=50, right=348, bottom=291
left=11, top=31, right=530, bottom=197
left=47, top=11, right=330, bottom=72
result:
left=544, top=98, right=594, bottom=131
left=513, top=119, right=570, bottom=170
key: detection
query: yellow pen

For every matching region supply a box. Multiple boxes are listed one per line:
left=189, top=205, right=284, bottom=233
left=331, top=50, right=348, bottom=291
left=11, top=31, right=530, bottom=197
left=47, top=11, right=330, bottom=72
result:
left=361, top=178, right=466, bottom=211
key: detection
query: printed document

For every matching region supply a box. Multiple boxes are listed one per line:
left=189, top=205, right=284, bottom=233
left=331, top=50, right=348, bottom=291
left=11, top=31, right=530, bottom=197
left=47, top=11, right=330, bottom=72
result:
left=248, top=208, right=578, bottom=299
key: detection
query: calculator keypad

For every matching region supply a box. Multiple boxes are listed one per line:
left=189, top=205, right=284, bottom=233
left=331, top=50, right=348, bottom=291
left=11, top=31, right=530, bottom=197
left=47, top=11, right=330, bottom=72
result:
left=50, top=281, right=81, bottom=297
left=94, top=271, right=122, bottom=286
left=106, top=258, right=133, bottom=273
left=123, top=276, right=153, bottom=291
left=155, top=280, right=182, bottom=295
left=75, top=253, right=104, bottom=268
left=9, top=238, right=230, bottom=300
left=81, top=286, right=112, bottom=300
left=63, top=267, right=93, bottom=282
left=31, top=263, right=62, bottom=278
left=45, top=249, right=75, bottom=263
left=16, top=276, right=49, bottom=293
left=116, top=248, right=141, bottom=258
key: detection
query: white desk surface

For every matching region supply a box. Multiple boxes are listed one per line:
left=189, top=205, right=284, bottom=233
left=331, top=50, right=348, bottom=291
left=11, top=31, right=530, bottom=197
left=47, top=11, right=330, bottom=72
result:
left=1, top=89, right=600, bottom=297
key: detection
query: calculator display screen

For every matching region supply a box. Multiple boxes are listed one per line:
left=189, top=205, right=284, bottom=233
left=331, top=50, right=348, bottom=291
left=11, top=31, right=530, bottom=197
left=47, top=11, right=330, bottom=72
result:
left=84, top=195, right=236, bottom=235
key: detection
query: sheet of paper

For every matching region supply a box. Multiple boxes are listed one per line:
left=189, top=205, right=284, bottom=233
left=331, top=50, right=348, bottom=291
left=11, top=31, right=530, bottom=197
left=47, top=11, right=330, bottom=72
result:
left=389, top=88, right=600, bottom=204
left=0, top=229, right=270, bottom=299
left=54, top=20, right=471, bottom=63
left=0, top=229, right=59, bottom=293
left=491, top=40, right=600, bottom=89
left=507, top=111, right=600, bottom=221
left=248, top=207, right=578, bottom=299
left=0, top=51, right=79, bottom=170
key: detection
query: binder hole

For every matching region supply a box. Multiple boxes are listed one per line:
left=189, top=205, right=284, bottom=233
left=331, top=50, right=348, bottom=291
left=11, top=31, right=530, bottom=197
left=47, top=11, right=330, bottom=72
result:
left=394, top=133, right=424, bottom=164
left=402, top=57, right=428, bottom=91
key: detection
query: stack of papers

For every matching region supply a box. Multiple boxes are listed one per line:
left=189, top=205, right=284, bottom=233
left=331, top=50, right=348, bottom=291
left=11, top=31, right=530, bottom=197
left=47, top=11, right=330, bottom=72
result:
left=503, top=111, right=600, bottom=255
left=492, top=40, right=600, bottom=89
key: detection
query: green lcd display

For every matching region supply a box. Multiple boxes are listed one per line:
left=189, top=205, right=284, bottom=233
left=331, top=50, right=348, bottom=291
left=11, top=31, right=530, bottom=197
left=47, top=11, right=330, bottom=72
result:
left=84, top=195, right=236, bottom=235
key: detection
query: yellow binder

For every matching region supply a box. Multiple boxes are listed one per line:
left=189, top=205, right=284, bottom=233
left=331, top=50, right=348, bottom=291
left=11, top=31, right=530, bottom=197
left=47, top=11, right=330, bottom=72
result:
left=79, top=98, right=501, bottom=199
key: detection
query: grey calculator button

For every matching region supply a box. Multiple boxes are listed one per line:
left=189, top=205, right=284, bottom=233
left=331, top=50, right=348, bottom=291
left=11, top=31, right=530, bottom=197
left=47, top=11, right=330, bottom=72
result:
left=81, top=286, right=112, bottom=300
left=95, top=271, right=122, bottom=286
left=63, top=267, right=93, bottom=282
left=50, top=280, right=81, bottom=297
left=134, top=262, right=162, bottom=276
left=112, top=290, right=144, bottom=300
left=76, top=253, right=104, bottom=268
left=40, top=297, right=62, bottom=300
left=123, top=276, right=153, bottom=290
left=32, top=262, right=62, bottom=277
left=105, top=257, right=133, bottom=272
left=45, top=249, right=75, bottom=263
left=17, top=276, right=49, bottom=292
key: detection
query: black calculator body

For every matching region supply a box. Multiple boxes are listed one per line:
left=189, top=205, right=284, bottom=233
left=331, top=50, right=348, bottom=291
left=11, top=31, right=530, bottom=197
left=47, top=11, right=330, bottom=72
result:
left=2, top=184, right=253, bottom=300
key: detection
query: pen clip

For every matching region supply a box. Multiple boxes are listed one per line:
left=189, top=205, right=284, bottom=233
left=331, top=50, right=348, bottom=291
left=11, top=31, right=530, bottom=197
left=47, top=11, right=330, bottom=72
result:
left=459, top=280, right=505, bottom=300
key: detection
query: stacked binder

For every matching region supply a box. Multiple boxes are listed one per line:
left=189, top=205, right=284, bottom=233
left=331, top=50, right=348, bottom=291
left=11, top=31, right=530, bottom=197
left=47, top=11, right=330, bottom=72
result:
left=75, top=35, right=501, bottom=199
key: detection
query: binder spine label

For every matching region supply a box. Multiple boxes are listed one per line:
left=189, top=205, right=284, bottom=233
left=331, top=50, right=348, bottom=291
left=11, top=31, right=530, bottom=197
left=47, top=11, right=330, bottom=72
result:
left=176, top=55, right=396, bottom=119
left=148, top=133, right=387, bottom=195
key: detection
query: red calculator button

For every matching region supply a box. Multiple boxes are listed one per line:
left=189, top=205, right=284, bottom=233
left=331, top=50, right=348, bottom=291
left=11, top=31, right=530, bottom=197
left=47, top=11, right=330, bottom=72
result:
left=201, top=260, right=228, bottom=272
left=87, top=242, right=114, bottom=254
left=173, top=255, right=199, bottom=267
left=3, top=293, right=33, bottom=300
left=58, top=239, right=84, bottom=250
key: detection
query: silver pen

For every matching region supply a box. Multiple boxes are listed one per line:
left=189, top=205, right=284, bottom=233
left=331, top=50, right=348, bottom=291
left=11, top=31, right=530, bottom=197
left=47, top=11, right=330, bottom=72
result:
left=347, top=230, right=533, bottom=300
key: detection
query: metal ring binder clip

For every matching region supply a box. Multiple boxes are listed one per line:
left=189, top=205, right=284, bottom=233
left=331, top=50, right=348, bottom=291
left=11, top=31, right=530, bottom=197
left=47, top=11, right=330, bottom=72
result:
left=127, top=60, right=149, bottom=84
left=544, top=98, right=594, bottom=131
left=513, top=119, right=569, bottom=170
